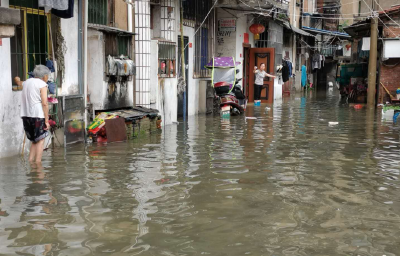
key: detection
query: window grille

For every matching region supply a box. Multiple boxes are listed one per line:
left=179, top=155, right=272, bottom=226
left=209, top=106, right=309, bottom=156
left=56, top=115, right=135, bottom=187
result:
left=158, top=41, right=176, bottom=77
left=186, top=0, right=213, bottom=78
left=105, top=34, right=132, bottom=58
left=160, top=0, right=175, bottom=41
left=88, top=0, right=108, bottom=25
left=9, top=1, right=51, bottom=91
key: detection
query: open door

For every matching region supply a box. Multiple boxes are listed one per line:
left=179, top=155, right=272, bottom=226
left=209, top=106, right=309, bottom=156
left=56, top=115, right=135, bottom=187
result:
left=248, top=48, right=275, bottom=103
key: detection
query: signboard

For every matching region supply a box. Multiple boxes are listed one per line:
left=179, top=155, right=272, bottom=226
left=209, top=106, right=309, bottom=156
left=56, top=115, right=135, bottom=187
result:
left=218, top=18, right=236, bottom=32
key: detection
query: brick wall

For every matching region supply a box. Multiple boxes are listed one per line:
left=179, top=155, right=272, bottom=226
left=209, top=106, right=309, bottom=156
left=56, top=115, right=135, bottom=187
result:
left=317, top=0, right=324, bottom=14
left=382, top=15, right=400, bottom=38
left=380, top=63, right=400, bottom=103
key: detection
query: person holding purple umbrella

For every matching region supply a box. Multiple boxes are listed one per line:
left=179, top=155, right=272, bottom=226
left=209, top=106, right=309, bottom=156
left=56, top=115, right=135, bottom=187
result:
left=253, top=63, right=276, bottom=101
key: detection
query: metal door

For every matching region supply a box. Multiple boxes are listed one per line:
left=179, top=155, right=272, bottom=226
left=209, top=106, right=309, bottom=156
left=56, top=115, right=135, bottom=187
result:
left=62, top=95, right=86, bottom=145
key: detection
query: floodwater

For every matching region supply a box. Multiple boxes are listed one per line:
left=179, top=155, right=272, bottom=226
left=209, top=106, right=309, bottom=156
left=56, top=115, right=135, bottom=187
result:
left=1, top=90, right=400, bottom=256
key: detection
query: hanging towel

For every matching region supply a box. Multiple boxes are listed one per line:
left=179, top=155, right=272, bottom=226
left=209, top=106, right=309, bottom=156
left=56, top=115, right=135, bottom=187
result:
left=52, top=0, right=75, bottom=19
left=301, top=65, right=307, bottom=87
left=343, top=42, right=352, bottom=57
left=39, top=0, right=69, bottom=12
left=282, top=61, right=290, bottom=83
left=288, top=61, right=293, bottom=77
left=362, top=37, right=371, bottom=51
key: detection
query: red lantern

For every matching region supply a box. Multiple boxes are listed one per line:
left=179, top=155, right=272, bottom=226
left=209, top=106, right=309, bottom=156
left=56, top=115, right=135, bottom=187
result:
left=249, top=24, right=265, bottom=40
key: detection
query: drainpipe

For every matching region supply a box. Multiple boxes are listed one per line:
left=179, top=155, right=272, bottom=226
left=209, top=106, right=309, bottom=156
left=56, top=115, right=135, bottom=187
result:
left=84, top=0, right=88, bottom=128
left=128, top=0, right=133, bottom=32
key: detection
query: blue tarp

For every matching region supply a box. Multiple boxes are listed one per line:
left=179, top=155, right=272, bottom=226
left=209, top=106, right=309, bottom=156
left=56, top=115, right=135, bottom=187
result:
left=302, top=26, right=351, bottom=38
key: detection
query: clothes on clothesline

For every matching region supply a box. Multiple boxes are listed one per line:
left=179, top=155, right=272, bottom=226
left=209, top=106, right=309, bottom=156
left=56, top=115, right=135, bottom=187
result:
left=362, top=37, right=370, bottom=51
left=39, top=0, right=68, bottom=13
left=282, top=60, right=292, bottom=83
left=312, top=53, right=320, bottom=70
left=312, top=53, right=326, bottom=70
left=52, top=0, right=74, bottom=19
left=343, top=42, right=352, bottom=57
left=301, top=65, right=307, bottom=87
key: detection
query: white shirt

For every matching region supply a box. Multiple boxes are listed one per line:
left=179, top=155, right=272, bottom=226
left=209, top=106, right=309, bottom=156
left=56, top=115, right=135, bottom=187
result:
left=20, top=78, right=47, bottom=118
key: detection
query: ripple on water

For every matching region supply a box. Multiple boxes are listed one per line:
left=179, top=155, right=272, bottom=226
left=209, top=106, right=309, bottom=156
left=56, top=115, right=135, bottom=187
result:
left=0, top=92, right=400, bottom=255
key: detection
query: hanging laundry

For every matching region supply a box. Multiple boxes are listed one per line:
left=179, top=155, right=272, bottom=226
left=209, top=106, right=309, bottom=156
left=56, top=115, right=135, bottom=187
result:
left=362, top=37, right=370, bottom=51
left=343, top=42, right=352, bottom=57
left=312, top=53, right=320, bottom=70
left=305, top=52, right=309, bottom=60
left=46, top=60, right=55, bottom=72
left=39, top=0, right=69, bottom=13
left=301, top=65, right=307, bottom=87
left=288, top=61, right=293, bottom=77
left=282, top=61, right=290, bottom=83
left=52, top=0, right=75, bottom=19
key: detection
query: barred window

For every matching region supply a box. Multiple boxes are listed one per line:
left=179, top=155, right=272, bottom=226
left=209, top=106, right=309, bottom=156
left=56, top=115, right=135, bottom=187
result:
left=9, top=1, right=51, bottom=91
left=105, top=34, right=132, bottom=58
left=182, top=0, right=214, bottom=78
left=158, top=41, right=176, bottom=78
left=88, top=0, right=109, bottom=25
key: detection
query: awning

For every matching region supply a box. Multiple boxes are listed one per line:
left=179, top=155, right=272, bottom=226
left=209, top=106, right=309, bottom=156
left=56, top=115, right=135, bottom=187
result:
left=88, top=23, right=137, bottom=36
left=302, top=26, right=351, bottom=39
left=281, top=21, right=315, bottom=37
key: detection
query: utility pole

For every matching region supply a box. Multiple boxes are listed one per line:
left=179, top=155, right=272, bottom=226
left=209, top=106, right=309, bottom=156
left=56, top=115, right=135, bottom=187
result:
left=367, top=0, right=378, bottom=107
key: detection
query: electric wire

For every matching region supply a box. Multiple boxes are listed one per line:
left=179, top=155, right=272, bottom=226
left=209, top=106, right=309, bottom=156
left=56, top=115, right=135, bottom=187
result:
left=361, top=0, right=400, bottom=37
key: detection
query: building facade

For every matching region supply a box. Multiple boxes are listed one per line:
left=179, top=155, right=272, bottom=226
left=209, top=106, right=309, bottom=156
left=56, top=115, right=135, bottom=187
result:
left=0, top=0, right=81, bottom=159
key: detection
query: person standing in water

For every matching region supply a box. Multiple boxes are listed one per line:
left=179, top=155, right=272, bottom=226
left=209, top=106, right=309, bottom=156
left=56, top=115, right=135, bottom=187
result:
left=16, top=65, right=51, bottom=165
left=253, top=63, right=276, bottom=101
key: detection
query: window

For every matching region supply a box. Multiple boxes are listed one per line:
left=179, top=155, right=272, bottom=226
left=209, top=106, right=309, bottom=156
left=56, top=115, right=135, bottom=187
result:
left=9, top=1, right=51, bottom=91
left=88, top=0, right=108, bottom=25
left=105, top=34, right=132, bottom=58
left=183, top=0, right=213, bottom=78
left=158, top=41, right=176, bottom=77
left=194, top=27, right=210, bottom=78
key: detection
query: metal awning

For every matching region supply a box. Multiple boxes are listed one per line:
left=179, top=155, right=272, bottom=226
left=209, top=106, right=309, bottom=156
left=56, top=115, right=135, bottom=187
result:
left=302, top=26, right=351, bottom=38
left=88, top=24, right=137, bottom=36
left=281, top=21, right=315, bottom=37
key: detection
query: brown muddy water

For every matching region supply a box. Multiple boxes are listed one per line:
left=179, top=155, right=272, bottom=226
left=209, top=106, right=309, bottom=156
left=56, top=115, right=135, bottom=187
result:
left=1, top=91, right=400, bottom=256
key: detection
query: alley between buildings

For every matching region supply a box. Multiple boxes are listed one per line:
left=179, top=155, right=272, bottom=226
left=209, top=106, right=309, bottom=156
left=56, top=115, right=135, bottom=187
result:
left=1, top=90, right=400, bottom=255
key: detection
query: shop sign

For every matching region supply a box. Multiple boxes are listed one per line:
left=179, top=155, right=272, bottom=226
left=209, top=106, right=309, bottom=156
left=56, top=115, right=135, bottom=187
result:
left=218, top=18, right=236, bottom=32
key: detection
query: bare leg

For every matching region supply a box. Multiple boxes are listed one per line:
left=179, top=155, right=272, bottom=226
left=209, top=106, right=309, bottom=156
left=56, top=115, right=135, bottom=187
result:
left=35, top=139, right=45, bottom=163
left=29, top=142, right=36, bottom=163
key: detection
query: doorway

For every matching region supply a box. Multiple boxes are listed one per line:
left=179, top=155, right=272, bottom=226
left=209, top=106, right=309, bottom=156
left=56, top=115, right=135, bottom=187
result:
left=177, top=36, right=189, bottom=119
left=248, top=48, right=275, bottom=103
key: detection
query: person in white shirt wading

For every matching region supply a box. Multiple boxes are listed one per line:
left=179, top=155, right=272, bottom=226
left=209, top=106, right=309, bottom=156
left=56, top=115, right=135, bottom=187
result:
left=15, top=65, right=51, bottom=164
left=253, top=63, right=276, bottom=101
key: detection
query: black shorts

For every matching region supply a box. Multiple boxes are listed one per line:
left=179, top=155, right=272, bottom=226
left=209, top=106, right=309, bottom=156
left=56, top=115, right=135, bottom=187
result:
left=22, top=117, right=49, bottom=143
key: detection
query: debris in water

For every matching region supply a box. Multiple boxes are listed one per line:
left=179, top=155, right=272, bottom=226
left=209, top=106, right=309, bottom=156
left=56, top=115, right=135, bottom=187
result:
left=246, top=117, right=257, bottom=120
left=329, top=122, right=339, bottom=126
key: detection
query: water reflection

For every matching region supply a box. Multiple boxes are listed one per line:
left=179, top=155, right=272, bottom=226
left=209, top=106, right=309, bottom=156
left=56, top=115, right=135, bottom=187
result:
left=1, top=91, right=400, bottom=255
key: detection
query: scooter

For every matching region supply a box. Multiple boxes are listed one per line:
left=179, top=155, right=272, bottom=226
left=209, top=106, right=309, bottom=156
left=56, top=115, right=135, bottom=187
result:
left=214, top=76, right=245, bottom=116
left=205, top=57, right=246, bottom=116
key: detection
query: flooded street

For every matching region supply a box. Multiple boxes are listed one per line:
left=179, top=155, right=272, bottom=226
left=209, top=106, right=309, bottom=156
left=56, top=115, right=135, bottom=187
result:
left=2, top=90, right=400, bottom=256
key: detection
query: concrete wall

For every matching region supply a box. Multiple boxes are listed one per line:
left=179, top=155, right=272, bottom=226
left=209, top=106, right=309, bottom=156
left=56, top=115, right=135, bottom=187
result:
left=60, top=3, right=80, bottom=96
left=0, top=0, right=25, bottom=158
left=216, top=8, right=255, bottom=80
left=87, top=29, right=134, bottom=111
left=146, top=0, right=208, bottom=125
left=360, top=0, right=399, bottom=14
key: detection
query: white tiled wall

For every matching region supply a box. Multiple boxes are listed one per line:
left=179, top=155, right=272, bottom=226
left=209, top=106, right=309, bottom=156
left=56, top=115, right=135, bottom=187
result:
left=135, top=0, right=151, bottom=107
